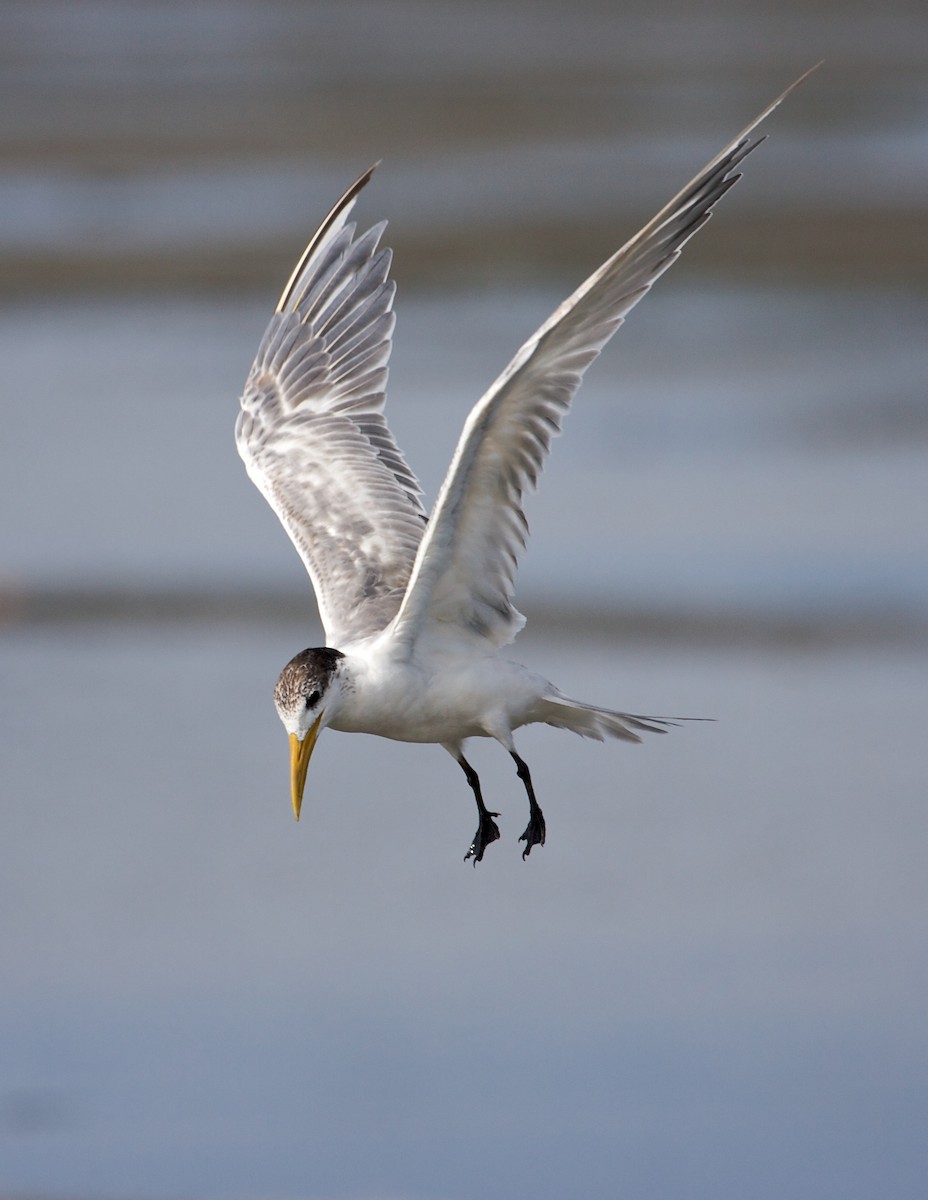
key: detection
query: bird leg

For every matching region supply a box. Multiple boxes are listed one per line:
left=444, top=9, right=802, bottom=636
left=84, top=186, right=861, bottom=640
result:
left=458, top=754, right=500, bottom=865
left=512, top=751, right=546, bottom=859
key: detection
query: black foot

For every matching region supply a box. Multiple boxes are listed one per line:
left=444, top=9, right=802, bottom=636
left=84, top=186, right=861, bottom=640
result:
left=465, top=809, right=501, bottom=865
left=519, top=808, right=546, bottom=859
left=511, top=750, right=546, bottom=860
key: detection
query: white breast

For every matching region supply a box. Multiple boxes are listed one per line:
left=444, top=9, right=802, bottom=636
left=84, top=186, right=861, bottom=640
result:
left=328, top=640, right=550, bottom=746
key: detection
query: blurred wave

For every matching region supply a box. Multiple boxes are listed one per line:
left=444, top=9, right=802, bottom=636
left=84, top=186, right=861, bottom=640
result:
left=1, top=2, right=925, bottom=291
left=2, top=7, right=928, bottom=1200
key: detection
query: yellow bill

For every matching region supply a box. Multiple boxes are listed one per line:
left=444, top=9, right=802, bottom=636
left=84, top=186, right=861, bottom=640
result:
left=289, top=713, right=323, bottom=821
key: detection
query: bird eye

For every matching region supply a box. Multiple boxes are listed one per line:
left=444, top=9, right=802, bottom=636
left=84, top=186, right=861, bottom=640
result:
left=305, top=690, right=321, bottom=709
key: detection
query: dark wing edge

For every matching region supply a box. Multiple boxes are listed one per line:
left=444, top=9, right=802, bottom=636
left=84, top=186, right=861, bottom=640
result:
left=388, top=66, right=820, bottom=653
left=236, top=165, right=429, bottom=646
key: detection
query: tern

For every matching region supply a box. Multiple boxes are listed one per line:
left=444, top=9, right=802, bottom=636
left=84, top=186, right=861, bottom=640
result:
left=236, top=70, right=814, bottom=862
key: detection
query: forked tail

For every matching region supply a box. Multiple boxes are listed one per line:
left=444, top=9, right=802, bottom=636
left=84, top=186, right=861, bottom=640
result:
left=537, top=693, right=684, bottom=743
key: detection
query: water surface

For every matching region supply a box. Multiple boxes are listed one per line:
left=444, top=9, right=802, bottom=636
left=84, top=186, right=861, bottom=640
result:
left=1, top=3, right=926, bottom=1197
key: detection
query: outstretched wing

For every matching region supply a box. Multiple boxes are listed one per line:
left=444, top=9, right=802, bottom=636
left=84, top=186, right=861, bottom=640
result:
left=389, top=70, right=816, bottom=654
left=236, top=165, right=428, bottom=647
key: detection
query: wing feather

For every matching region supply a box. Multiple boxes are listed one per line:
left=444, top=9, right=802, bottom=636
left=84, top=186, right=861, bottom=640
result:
left=236, top=165, right=427, bottom=647
left=390, top=70, right=817, bottom=653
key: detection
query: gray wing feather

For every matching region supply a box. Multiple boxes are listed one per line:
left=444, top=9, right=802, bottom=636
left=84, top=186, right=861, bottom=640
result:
left=391, top=71, right=815, bottom=653
left=236, top=166, right=427, bottom=646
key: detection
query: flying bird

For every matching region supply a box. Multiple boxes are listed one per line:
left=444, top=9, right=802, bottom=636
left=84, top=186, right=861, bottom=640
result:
left=236, top=70, right=815, bottom=863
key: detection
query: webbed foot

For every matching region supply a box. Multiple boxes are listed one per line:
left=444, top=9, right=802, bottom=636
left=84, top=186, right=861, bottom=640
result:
left=465, top=809, right=501, bottom=865
left=511, top=750, right=545, bottom=860
left=519, top=806, right=546, bottom=859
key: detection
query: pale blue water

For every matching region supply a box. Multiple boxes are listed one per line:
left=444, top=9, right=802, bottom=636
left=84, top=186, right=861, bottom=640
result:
left=1, top=3, right=927, bottom=1197
left=1, top=286, right=926, bottom=617
left=2, top=205, right=927, bottom=1200
left=2, top=625, right=927, bottom=1198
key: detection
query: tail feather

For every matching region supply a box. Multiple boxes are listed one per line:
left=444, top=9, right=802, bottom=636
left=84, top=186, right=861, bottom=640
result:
left=538, top=693, right=682, bottom=743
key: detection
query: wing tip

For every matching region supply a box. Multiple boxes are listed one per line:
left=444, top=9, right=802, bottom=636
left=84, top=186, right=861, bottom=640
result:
left=738, top=61, right=823, bottom=143
left=275, top=161, right=384, bottom=316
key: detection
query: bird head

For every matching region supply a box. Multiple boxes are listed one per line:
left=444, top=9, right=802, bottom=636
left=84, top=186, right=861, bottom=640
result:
left=273, top=647, right=346, bottom=820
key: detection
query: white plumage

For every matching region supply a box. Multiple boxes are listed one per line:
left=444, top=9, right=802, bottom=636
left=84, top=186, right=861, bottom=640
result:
left=236, top=70, right=815, bottom=862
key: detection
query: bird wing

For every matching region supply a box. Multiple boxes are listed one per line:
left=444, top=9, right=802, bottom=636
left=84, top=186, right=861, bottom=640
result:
left=389, top=71, right=815, bottom=655
left=236, top=165, right=428, bottom=647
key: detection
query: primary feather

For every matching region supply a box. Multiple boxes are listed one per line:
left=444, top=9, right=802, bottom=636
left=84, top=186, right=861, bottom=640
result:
left=235, top=166, right=427, bottom=647
left=236, top=68, right=817, bottom=860
left=388, top=81, right=805, bottom=654
left=238, top=72, right=814, bottom=654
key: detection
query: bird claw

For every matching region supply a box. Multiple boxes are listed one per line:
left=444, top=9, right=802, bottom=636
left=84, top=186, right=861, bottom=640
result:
left=464, top=810, right=501, bottom=865
left=519, top=810, right=546, bottom=860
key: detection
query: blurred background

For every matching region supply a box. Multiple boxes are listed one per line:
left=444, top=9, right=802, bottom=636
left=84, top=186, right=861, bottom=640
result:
left=1, top=2, right=926, bottom=1198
